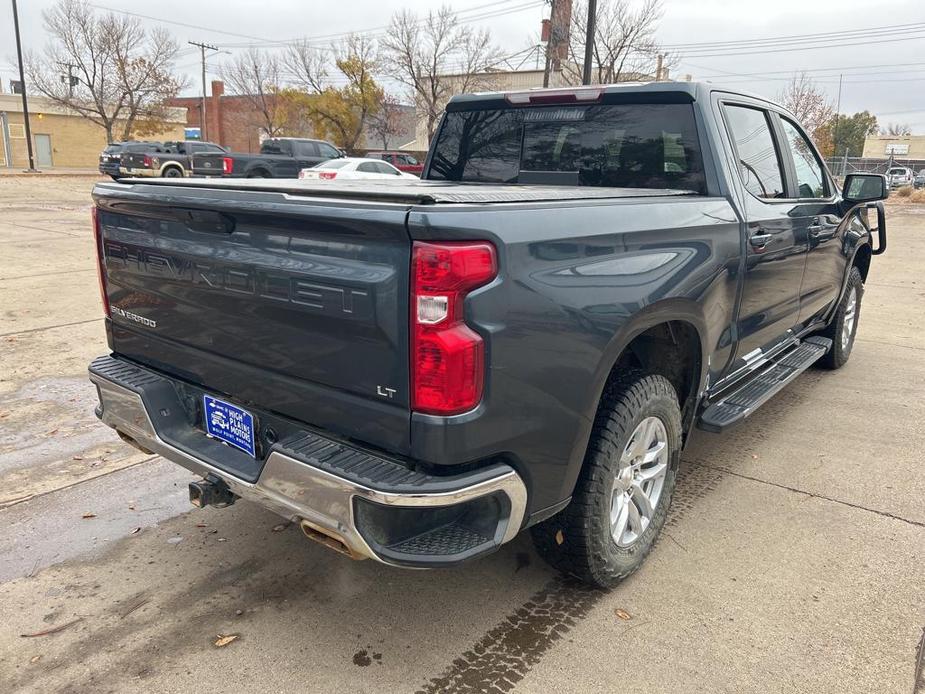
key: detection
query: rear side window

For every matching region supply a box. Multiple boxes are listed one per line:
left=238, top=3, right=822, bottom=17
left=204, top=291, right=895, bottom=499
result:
left=318, top=143, right=341, bottom=159
left=429, top=103, right=706, bottom=193
left=723, top=105, right=785, bottom=199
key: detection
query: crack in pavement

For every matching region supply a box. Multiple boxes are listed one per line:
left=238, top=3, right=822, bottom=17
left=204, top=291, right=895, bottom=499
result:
left=688, top=459, right=925, bottom=529
left=914, top=627, right=925, bottom=694
left=0, top=317, right=103, bottom=338
left=0, top=456, right=156, bottom=510
left=0, top=268, right=95, bottom=282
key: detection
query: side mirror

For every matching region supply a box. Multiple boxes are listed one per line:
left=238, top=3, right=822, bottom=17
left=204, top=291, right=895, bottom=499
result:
left=843, top=173, right=888, bottom=203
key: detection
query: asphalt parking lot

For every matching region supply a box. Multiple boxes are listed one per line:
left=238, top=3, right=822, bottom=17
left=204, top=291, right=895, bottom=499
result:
left=0, top=176, right=923, bottom=694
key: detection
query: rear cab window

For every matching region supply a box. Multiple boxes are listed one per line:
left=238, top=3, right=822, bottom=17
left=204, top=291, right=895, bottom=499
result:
left=428, top=102, right=706, bottom=193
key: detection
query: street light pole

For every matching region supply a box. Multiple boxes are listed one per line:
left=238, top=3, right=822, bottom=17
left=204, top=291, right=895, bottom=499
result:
left=581, top=0, right=597, bottom=85
left=11, top=0, right=37, bottom=171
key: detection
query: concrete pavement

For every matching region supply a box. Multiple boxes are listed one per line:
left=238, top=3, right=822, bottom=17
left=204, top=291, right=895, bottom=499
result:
left=0, top=177, right=922, bottom=694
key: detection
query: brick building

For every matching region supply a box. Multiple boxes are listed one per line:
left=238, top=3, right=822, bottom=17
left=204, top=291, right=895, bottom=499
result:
left=167, top=80, right=270, bottom=153
left=169, top=80, right=416, bottom=154
left=0, top=94, right=185, bottom=169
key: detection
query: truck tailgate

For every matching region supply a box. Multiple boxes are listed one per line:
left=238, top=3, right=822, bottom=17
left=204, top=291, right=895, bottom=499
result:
left=93, top=182, right=412, bottom=455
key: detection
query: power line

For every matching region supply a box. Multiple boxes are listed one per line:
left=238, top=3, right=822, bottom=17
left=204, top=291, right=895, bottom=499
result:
left=663, top=21, right=925, bottom=49
left=675, top=32, right=925, bottom=58
left=89, top=0, right=542, bottom=50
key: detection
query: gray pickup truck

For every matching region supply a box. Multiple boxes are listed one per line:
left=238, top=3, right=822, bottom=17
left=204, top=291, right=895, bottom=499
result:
left=88, top=82, right=887, bottom=587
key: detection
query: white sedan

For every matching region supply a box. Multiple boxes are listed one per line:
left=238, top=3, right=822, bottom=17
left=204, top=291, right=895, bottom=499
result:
left=299, top=157, right=420, bottom=181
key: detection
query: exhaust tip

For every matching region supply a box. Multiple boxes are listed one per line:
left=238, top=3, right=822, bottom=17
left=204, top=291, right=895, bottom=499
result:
left=299, top=519, right=364, bottom=560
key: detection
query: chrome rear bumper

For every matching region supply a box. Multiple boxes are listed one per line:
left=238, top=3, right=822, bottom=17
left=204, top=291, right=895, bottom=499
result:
left=89, top=357, right=527, bottom=566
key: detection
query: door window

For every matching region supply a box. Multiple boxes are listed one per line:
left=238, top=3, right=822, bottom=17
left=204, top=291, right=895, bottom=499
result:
left=723, top=105, right=785, bottom=199
left=780, top=118, right=827, bottom=198
left=357, top=162, right=380, bottom=173
left=318, top=143, right=341, bottom=159
left=375, top=162, right=399, bottom=175
left=294, top=141, right=319, bottom=157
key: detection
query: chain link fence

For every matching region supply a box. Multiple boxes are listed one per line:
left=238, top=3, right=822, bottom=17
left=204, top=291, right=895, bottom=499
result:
left=825, top=156, right=925, bottom=177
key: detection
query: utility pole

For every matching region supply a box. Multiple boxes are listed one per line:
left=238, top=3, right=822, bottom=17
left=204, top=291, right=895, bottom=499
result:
left=542, top=0, right=556, bottom=88
left=835, top=73, right=843, bottom=118
left=11, top=0, right=37, bottom=171
left=58, top=62, right=79, bottom=98
left=581, top=0, right=597, bottom=85
left=189, top=40, right=218, bottom=141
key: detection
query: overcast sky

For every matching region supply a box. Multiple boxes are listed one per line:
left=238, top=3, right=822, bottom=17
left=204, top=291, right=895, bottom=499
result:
left=3, top=0, right=924, bottom=131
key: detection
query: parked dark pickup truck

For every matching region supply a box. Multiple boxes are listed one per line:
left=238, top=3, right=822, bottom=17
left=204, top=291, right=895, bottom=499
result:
left=192, top=137, right=343, bottom=178
left=118, top=140, right=227, bottom=178
left=88, top=82, right=887, bottom=587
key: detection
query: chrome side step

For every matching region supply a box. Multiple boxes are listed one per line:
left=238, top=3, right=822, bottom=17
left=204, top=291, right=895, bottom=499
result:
left=697, top=336, right=832, bottom=433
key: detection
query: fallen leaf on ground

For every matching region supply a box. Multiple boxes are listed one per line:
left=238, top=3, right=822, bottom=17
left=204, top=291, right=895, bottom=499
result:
left=751, top=454, right=759, bottom=460
left=72, top=455, right=83, bottom=461
left=555, top=530, right=564, bottom=545
left=81, top=513, right=96, bottom=519
left=20, top=618, right=83, bottom=638
left=271, top=524, right=287, bottom=532
left=214, top=634, right=239, bottom=647
left=45, top=429, right=58, bottom=436
left=217, top=538, right=228, bottom=542
left=196, top=523, right=208, bottom=528
left=30, top=655, right=41, bottom=663
left=615, top=609, right=632, bottom=621
left=130, top=527, right=141, bottom=534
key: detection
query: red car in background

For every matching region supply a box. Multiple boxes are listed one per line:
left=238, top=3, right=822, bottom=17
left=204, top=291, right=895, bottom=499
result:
left=366, top=151, right=424, bottom=176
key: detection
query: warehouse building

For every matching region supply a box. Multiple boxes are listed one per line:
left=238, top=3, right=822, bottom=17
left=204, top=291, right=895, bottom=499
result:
left=862, top=134, right=925, bottom=159
left=0, top=94, right=186, bottom=169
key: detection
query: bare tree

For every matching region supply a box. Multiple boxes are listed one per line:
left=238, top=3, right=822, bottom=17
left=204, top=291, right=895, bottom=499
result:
left=883, top=122, right=911, bottom=136
left=381, top=5, right=503, bottom=142
left=777, top=72, right=835, bottom=151
left=284, top=39, right=329, bottom=94
left=368, top=93, right=411, bottom=149
left=565, top=0, right=669, bottom=85
left=25, top=0, right=183, bottom=142
left=222, top=48, right=285, bottom=137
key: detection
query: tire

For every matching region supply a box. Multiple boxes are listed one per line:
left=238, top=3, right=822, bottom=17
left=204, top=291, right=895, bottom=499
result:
left=247, top=170, right=270, bottom=178
left=531, top=372, right=682, bottom=588
left=816, top=266, right=863, bottom=370
left=163, top=167, right=183, bottom=178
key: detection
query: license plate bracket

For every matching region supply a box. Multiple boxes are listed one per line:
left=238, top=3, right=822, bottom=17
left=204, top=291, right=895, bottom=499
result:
left=203, top=395, right=256, bottom=458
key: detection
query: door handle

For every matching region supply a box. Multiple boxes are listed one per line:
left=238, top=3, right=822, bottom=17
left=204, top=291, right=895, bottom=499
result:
left=749, top=233, right=773, bottom=248
left=807, top=224, right=823, bottom=237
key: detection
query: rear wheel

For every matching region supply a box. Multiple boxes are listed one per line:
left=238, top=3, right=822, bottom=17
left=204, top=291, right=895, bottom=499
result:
left=817, top=266, right=863, bottom=370
left=531, top=372, right=681, bottom=588
left=162, top=166, right=183, bottom=178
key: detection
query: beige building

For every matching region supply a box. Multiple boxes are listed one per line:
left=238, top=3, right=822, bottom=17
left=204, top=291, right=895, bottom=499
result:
left=862, top=134, right=925, bottom=159
left=0, top=94, right=186, bottom=169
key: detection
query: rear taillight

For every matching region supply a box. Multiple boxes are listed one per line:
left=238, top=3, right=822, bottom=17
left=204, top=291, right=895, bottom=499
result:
left=222, top=156, right=233, bottom=175
left=92, top=206, right=110, bottom=318
left=411, top=241, right=497, bottom=415
left=143, top=154, right=152, bottom=167
left=319, top=171, right=337, bottom=180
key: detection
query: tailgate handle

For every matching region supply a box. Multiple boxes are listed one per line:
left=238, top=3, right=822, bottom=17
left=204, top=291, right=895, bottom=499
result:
left=183, top=209, right=235, bottom=234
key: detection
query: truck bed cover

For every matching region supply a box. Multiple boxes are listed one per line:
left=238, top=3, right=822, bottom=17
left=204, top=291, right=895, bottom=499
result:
left=110, top=178, right=697, bottom=205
